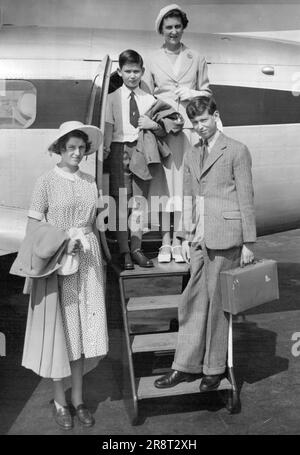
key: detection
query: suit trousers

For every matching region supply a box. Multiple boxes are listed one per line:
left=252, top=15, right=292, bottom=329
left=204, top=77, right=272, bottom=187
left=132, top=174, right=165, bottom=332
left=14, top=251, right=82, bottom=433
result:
left=172, top=242, right=241, bottom=375
left=109, top=142, right=150, bottom=254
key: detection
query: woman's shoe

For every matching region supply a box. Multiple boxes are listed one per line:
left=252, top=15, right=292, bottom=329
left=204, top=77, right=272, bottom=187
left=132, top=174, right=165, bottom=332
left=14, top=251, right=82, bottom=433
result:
left=53, top=405, right=73, bottom=430
left=172, top=245, right=185, bottom=263
left=74, top=403, right=95, bottom=427
left=158, top=245, right=172, bottom=263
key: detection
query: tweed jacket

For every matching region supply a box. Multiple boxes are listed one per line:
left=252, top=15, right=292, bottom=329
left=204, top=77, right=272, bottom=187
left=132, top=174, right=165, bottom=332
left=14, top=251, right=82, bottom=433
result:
left=178, top=132, right=256, bottom=250
left=143, top=45, right=212, bottom=128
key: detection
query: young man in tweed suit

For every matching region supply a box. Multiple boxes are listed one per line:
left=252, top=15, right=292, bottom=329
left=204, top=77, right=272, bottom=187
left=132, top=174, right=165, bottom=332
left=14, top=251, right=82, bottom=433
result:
left=155, top=96, right=256, bottom=391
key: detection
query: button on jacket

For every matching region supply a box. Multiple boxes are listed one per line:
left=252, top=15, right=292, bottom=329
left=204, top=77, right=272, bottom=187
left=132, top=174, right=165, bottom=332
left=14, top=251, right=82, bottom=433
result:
left=178, top=132, right=257, bottom=249
left=143, top=44, right=212, bottom=128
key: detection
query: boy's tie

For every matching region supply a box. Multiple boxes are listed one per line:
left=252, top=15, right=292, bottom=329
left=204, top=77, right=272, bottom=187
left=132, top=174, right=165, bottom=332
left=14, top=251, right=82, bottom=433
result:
left=200, top=138, right=209, bottom=171
left=129, top=91, right=139, bottom=128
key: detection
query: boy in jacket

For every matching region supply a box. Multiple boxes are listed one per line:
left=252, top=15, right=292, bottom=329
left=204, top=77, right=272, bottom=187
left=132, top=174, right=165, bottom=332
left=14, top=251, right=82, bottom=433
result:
left=104, top=49, right=182, bottom=269
left=155, top=96, right=256, bottom=391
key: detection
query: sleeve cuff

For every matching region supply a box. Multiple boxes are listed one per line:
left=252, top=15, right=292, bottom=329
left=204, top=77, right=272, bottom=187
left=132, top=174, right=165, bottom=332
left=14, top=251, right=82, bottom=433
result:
left=28, top=210, right=44, bottom=221
left=190, top=89, right=212, bottom=98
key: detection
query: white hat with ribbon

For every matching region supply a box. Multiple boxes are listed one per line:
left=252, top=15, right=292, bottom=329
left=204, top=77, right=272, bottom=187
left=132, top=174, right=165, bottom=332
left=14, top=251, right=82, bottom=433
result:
left=48, top=121, right=102, bottom=155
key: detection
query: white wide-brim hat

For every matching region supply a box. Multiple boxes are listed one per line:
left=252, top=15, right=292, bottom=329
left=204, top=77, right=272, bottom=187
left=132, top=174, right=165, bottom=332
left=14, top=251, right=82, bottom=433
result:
left=155, top=3, right=184, bottom=34
left=48, top=121, right=102, bottom=156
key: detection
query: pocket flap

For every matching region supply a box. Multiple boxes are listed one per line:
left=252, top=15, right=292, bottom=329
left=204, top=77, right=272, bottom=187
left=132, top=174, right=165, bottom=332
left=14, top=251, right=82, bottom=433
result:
left=223, top=211, right=242, bottom=219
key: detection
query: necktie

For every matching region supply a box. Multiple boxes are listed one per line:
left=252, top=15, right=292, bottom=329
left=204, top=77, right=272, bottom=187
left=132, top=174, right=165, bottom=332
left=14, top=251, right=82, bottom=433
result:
left=200, top=139, right=209, bottom=171
left=129, top=91, right=139, bottom=128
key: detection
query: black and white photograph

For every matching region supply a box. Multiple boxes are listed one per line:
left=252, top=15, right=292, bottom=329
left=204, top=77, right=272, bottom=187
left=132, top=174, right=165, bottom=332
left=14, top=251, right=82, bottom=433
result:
left=0, top=0, right=300, bottom=437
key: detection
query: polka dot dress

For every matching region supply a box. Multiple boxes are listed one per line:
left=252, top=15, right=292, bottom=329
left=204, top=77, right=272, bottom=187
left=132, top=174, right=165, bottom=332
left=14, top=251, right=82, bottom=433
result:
left=29, top=166, right=108, bottom=361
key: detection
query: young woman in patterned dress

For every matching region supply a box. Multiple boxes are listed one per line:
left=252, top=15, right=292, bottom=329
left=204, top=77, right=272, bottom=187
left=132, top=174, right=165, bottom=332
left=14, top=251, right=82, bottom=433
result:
left=27, top=121, right=108, bottom=429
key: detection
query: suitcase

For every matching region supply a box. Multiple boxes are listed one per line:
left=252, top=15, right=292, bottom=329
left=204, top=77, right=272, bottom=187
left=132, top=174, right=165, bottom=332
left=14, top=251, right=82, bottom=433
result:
left=220, top=259, right=279, bottom=315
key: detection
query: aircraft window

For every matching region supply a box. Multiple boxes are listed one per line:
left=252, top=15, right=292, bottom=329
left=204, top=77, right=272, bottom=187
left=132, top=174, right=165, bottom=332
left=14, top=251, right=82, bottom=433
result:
left=0, top=80, right=37, bottom=129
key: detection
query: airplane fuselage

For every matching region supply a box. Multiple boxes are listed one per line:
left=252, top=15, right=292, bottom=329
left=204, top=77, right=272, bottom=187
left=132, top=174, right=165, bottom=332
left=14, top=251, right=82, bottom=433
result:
left=1, top=26, right=300, bottom=254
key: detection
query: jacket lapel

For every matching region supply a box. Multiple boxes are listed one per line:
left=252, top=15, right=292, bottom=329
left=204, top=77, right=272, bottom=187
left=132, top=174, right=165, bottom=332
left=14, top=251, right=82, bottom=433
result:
left=200, top=132, right=227, bottom=177
left=155, top=48, right=178, bottom=82
left=176, top=45, right=194, bottom=81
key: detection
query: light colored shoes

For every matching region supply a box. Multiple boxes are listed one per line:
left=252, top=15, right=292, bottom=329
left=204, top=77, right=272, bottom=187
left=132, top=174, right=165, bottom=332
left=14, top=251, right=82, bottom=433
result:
left=158, top=245, right=172, bottom=263
left=172, top=245, right=185, bottom=263
left=158, top=245, right=185, bottom=263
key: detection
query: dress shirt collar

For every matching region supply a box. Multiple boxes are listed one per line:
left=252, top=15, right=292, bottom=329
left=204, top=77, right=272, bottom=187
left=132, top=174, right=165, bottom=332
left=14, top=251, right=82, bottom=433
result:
left=206, top=129, right=220, bottom=151
left=55, top=165, right=81, bottom=181
left=121, top=84, right=142, bottom=99
left=161, top=42, right=183, bottom=55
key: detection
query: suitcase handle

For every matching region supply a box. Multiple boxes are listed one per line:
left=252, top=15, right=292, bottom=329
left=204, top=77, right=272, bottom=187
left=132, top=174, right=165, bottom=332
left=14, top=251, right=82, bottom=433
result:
left=240, top=257, right=262, bottom=268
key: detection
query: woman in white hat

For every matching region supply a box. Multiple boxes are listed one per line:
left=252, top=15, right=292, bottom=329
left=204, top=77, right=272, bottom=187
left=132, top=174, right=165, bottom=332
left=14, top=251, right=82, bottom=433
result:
left=26, top=121, right=108, bottom=429
left=144, top=4, right=212, bottom=263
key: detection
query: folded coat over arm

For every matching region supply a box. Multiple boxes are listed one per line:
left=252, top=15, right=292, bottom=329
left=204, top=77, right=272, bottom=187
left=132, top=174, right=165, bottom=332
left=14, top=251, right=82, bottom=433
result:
left=129, top=99, right=184, bottom=181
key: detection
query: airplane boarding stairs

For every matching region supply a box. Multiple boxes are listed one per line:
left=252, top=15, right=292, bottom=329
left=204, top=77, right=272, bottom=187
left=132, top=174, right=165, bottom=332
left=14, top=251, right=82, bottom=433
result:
left=108, top=257, right=240, bottom=425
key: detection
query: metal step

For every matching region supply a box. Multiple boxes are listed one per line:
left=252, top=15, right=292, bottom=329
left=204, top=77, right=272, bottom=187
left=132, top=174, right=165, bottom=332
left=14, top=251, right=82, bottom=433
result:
left=127, top=294, right=181, bottom=311
left=131, top=332, right=177, bottom=353
left=136, top=375, right=232, bottom=399
left=112, top=258, right=190, bottom=279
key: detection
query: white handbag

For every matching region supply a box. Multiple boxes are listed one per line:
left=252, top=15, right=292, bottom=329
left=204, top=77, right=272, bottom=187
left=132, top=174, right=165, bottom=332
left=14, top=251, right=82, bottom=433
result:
left=57, top=227, right=90, bottom=276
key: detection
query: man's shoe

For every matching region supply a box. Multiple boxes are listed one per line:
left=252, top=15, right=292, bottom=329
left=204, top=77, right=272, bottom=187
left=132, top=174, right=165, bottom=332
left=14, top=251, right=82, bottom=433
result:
left=120, top=252, right=134, bottom=270
left=154, top=370, right=198, bottom=388
left=74, top=403, right=95, bottom=427
left=131, top=249, right=154, bottom=268
left=200, top=374, right=221, bottom=392
left=53, top=405, right=73, bottom=430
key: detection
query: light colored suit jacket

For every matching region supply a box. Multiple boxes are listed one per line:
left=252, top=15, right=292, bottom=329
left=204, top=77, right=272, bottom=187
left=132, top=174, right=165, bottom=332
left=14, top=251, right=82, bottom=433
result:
left=143, top=45, right=212, bottom=128
left=179, top=132, right=256, bottom=250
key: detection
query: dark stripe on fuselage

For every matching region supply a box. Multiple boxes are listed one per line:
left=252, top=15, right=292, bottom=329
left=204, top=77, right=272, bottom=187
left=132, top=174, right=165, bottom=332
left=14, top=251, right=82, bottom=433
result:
left=18, top=80, right=300, bottom=129
left=211, top=84, right=300, bottom=126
